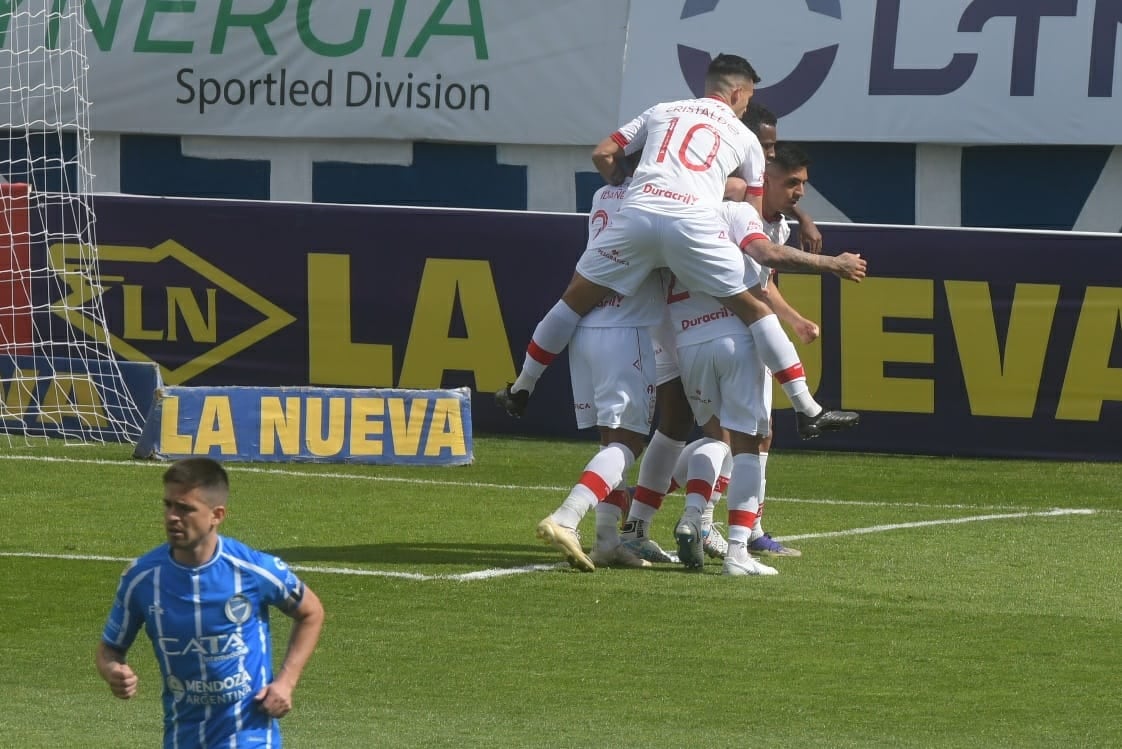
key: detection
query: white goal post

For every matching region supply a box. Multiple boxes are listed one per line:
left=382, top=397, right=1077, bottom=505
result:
left=1, top=1, right=148, bottom=443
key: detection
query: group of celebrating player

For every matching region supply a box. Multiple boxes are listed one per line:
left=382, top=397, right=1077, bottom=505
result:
left=496, top=54, right=867, bottom=576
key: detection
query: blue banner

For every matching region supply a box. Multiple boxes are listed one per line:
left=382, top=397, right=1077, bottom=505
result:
left=83, top=194, right=1122, bottom=460
left=133, top=386, right=473, bottom=465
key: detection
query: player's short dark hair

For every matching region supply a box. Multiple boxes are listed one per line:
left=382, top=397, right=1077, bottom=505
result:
left=164, top=457, right=229, bottom=495
left=742, top=100, right=777, bottom=136
left=770, top=142, right=811, bottom=173
left=705, top=53, right=761, bottom=92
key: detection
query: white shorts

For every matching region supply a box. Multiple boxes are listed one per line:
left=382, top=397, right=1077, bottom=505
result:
left=574, top=206, right=749, bottom=299
left=677, top=333, right=770, bottom=437
left=650, top=313, right=681, bottom=386
left=569, top=326, right=656, bottom=434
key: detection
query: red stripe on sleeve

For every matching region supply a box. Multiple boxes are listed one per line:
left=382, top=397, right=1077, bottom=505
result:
left=739, top=233, right=770, bottom=250
left=746, top=185, right=764, bottom=196
left=610, top=131, right=629, bottom=148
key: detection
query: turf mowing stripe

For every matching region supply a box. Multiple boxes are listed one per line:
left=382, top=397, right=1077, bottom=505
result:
left=0, top=509, right=1097, bottom=580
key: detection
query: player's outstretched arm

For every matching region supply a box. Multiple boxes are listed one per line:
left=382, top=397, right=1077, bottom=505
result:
left=255, top=586, right=325, bottom=719
left=743, top=238, right=866, bottom=282
left=766, top=277, right=820, bottom=344
left=96, top=642, right=138, bottom=700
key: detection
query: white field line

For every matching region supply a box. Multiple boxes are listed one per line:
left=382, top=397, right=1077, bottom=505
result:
left=0, top=508, right=1097, bottom=581
left=0, top=453, right=1094, bottom=513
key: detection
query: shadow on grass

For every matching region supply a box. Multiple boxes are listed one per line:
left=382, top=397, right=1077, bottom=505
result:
left=265, top=542, right=559, bottom=568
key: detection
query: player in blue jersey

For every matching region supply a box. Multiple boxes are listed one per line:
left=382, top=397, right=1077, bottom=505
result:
left=96, top=457, right=325, bottom=748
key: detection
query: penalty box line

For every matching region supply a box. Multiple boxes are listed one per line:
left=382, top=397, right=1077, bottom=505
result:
left=0, top=508, right=1097, bottom=582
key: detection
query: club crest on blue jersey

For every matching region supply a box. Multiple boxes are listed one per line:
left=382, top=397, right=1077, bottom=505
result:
left=224, top=594, right=252, bottom=624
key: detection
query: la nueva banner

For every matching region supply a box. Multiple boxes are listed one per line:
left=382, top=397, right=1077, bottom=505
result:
left=622, top=0, right=1122, bottom=145
left=0, top=0, right=627, bottom=145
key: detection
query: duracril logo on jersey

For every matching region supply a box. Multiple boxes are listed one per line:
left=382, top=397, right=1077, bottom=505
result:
left=676, top=0, right=842, bottom=117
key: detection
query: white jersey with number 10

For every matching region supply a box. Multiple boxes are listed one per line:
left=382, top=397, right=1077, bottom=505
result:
left=611, top=96, right=765, bottom=215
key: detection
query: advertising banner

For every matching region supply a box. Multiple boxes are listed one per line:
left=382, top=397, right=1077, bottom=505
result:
left=1, top=0, right=627, bottom=144
left=83, top=194, right=1122, bottom=460
left=132, top=385, right=473, bottom=464
left=622, top=0, right=1122, bottom=145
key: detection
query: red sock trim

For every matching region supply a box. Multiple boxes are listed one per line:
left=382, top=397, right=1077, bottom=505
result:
left=685, top=478, right=713, bottom=501
left=728, top=510, right=759, bottom=528
left=527, top=340, right=557, bottom=366
left=714, top=476, right=730, bottom=494
left=632, top=485, right=664, bottom=509
left=774, top=362, right=806, bottom=384
left=578, top=471, right=612, bottom=500
left=602, top=488, right=630, bottom=513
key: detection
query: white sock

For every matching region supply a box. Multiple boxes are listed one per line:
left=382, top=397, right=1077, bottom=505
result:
left=703, top=449, right=733, bottom=534
left=551, top=443, right=634, bottom=528
left=726, top=453, right=763, bottom=545
left=684, top=438, right=728, bottom=515
left=750, top=451, right=769, bottom=540
left=512, top=301, right=581, bottom=394
left=629, top=430, right=686, bottom=523
left=594, top=502, right=623, bottom=551
left=747, top=315, right=821, bottom=416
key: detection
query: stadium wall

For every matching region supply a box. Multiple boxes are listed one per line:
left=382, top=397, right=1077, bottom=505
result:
left=78, top=194, right=1122, bottom=461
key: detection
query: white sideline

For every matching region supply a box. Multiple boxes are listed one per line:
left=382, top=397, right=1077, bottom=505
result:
left=0, top=453, right=1072, bottom=512
left=0, top=508, right=1096, bottom=581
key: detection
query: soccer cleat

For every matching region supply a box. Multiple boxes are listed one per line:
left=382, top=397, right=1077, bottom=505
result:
left=590, top=544, right=652, bottom=569
left=620, top=537, right=680, bottom=564
left=495, top=383, right=530, bottom=418
left=796, top=408, right=860, bottom=440
left=620, top=520, right=679, bottom=564
left=674, top=514, right=705, bottom=571
left=536, top=517, right=594, bottom=572
left=747, top=533, right=802, bottom=557
left=703, top=523, right=729, bottom=559
left=722, top=555, right=779, bottom=576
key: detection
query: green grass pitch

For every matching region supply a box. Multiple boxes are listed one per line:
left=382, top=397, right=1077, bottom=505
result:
left=1, top=436, right=1120, bottom=748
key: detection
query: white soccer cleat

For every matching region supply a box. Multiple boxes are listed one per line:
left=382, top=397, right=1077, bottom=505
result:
left=536, top=517, right=594, bottom=572
left=620, top=519, right=679, bottom=563
left=721, top=555, right=779, bottom=576
left=703, top=523, right=729, bottom=559
left=590, top=544, right=652, bottom=569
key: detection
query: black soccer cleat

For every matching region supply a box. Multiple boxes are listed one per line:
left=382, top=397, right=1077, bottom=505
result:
left=495, top=383, right=530, bottom=418
left=796, top=409, right=860, bottom=440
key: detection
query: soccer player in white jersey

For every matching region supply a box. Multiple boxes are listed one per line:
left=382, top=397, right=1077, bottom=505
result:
left=97, top=458, right=324, bottom=748
left=496, top=54, right=859, bottom=438
left=536, top=166, right=663, bottom=571
left=664, top=150, right=866, bottom=574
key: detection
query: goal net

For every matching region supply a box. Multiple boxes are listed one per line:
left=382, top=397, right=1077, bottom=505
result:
left=1, top=2, right=146, bottom=444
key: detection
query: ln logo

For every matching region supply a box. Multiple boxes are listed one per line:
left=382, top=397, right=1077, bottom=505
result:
left=49, top=240, right=295, bottom=384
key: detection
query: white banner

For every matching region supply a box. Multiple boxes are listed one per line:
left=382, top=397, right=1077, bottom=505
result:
left=622, top=0, right=1122, bottom=145
left=1, top=0, right=627, bottom=145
